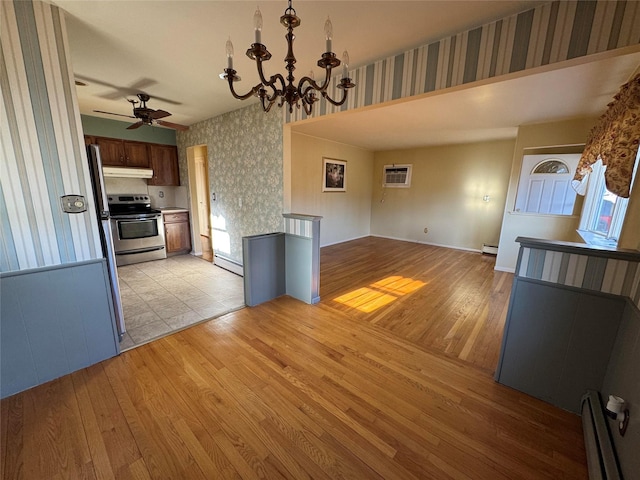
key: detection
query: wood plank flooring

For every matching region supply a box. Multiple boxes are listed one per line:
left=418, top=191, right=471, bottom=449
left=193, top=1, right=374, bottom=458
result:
left=1, top=237, right=588, bottom=479
left=320, top=237, right=513, bottom=373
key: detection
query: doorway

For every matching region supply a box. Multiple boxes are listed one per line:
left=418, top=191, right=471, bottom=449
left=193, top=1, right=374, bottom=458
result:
left=187, top=145, right=213, bottom=261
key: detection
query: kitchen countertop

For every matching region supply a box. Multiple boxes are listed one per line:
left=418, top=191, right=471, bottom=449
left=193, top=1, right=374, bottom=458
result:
left=158, top=207, right=189, bottom=213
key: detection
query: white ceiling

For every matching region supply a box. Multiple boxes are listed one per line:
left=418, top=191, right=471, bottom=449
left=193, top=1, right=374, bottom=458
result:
left=53, top=0, right=640, bottom=150
left=292, top=52, right=640, bottom=150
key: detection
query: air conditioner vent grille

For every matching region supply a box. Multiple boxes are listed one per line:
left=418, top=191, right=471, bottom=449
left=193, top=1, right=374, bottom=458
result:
left=383, top=164, right=412, bottom=188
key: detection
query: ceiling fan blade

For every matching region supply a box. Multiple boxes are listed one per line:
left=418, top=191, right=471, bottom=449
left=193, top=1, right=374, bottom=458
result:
left=127, top=121, right=144, bottom=130
left=75, top=75, right=182, bottom=105
left=150, top=109, right=171, bottom=120
left=156, top=120, right=189, bottom=131
left=93, top=110, right=136, bottom=119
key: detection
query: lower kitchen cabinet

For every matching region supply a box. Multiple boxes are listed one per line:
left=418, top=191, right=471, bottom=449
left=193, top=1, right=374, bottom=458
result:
left=164, top=211, right=191, bottom=255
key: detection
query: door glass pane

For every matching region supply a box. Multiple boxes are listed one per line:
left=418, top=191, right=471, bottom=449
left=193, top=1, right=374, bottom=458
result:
left=532, top=160, right=569, bottom=174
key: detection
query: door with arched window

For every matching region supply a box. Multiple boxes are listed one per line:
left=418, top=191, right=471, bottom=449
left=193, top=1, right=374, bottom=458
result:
left=514, top=154, right=580, bottom=215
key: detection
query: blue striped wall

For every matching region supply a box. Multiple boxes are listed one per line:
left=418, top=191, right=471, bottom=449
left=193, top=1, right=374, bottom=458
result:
left=518, top=247, right=640, bottom=308
left=287, top=0, right=640, bottom=123
left=283, top=216, right=313, bottom=239
left=0, top=1, right=101, bottom=272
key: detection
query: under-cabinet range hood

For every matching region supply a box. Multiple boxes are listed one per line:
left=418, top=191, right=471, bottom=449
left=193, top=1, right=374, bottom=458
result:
left=102, top=167, right=153, bottom=179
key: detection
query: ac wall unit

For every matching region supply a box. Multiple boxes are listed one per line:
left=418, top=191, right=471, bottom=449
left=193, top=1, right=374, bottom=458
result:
left=383, top=164, right=412, bottom=188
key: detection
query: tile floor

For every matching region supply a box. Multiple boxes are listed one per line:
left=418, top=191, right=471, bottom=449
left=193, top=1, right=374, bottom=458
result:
left=117, top=254, right=245, bottom=350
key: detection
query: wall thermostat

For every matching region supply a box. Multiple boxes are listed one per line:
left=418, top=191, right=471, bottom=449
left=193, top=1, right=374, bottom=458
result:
left=60, top=195, right=87, bottom=214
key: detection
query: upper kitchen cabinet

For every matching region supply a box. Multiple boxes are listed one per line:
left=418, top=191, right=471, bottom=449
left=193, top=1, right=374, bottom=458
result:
left=148, top=144, right=179, bottom=186
left=124, top=141, right=151, bottom=168
left=93, top=136, right=150, bottom=168
left=83, top=134, right=179, bottom=185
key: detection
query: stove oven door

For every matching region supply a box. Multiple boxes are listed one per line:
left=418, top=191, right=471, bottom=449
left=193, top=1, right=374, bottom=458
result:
left=110, top=213, right=167, bottom=265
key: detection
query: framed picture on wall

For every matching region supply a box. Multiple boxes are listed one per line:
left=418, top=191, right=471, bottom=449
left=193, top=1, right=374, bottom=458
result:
left=322, top=158, right=346, bottom=192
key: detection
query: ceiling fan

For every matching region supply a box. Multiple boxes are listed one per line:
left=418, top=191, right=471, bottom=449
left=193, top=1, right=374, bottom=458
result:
left=93, top=93, right=188, bottom=131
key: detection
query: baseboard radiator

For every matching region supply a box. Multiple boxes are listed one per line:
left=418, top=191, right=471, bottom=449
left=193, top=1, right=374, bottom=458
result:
left=581, top=391, right=622, bottom=480
left=214, top=254, right=243, bottom=276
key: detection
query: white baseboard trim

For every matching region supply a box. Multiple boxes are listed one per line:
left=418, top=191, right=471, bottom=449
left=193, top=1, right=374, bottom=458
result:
left=369, top=234, right=482, bottom=253
left=321, top=234, right=370, bottom=248
left=494, top=266, right=516, bottom=273
left=214, top=254, right=244, bottom=276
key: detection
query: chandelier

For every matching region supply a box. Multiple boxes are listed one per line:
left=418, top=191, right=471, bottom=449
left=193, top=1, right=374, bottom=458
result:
left=220, top=0, right=355, bottom=115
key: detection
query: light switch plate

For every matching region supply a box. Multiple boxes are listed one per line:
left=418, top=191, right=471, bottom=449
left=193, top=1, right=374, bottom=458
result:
left=60, top=195, right=87, bottom=213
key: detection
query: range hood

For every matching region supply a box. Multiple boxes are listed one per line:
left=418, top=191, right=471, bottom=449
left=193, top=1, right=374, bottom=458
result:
left=102, top=167, right=153, bottom=179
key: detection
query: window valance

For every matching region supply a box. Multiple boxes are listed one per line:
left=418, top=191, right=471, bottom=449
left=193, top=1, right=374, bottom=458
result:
left=572, top=73, right=640, bottom=198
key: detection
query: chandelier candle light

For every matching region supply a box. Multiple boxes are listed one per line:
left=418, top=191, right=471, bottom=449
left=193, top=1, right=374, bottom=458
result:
left=220, top=0, right=355, bottom=115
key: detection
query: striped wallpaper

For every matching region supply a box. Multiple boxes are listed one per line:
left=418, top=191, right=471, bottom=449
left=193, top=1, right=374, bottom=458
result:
left=287, top=0, right=640, bottom=123
left=283, top=214, right=322, bottom=239
left=1, top=0, right=101, bottom=273
left=518, top=247, right=640, bottom=308
left=283, top=216, right=313, bottom=239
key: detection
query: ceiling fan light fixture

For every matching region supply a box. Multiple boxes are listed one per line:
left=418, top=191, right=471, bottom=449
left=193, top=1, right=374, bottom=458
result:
left=219, top=0, right=355, bottom=115
left=95, top=93, right=188, bottom=131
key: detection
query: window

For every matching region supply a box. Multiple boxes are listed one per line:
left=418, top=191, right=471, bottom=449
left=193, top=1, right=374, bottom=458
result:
left=383, top=164, right=412, bottom=188
left=532, top=160, right=570, bottom=174
left=578, top=159, right=631, bottom=246
left=514, top=154, right=580, bottom=215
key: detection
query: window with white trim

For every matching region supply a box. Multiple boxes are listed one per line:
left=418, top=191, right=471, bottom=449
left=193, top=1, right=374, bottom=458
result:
left=578, top=158, right=632, bottom=247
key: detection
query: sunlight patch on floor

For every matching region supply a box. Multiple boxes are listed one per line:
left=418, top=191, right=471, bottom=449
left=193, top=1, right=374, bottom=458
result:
left=333, top=276, right=426, bottom=313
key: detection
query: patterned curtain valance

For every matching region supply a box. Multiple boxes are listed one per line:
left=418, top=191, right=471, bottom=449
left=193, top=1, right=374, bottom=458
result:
left=572, top=73, right=640, bottom=198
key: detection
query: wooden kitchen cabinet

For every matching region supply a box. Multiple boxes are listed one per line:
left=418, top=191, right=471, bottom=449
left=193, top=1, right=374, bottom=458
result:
left=83, top=135, right=179, bottom=183
left=94, top=137, right=125, bottom=166
left=149, top=144, right=180, bottom=186
left=90, top=136, right=150, bottom=168
left=164, top=211, right=191, bottom=255
left=123, top=141, right=150, bottom=168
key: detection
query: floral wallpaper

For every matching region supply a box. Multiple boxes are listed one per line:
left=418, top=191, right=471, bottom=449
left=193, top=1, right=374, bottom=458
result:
left=176, top=103, right=283, bottom=264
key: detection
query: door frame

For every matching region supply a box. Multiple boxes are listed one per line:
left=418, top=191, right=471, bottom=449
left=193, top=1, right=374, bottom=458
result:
left=186, top=145, right=212, bottom=257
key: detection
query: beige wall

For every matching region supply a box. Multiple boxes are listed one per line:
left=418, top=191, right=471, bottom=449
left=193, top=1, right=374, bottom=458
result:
left=495, top=117, right=599, bottom=271
left=371, top=140, right=514, bottom=251
left=290, top=133, right=374, bottom=246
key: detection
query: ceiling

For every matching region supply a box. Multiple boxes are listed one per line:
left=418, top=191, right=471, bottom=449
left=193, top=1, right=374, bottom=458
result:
left=53, top=0, right=640, bottom=150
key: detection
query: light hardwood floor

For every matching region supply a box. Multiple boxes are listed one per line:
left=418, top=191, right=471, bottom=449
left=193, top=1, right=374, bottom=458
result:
left=320, top=237, right=512, bottom=373
left=1, top=237, right=587, bottom=479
